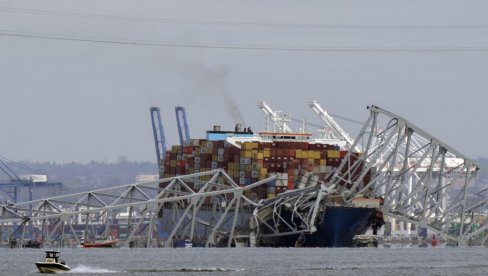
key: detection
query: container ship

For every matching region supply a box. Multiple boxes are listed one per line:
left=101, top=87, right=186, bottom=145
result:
left=160, top=125, right=383, bottom=247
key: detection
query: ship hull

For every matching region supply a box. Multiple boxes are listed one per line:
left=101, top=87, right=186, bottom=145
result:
left=82, top=240, right=117, bottom=248
left=35, top=262, right=70, bottom=273
left=308, top=206, right=377, bottom=247
left=259, top=206, right=377, bottom=247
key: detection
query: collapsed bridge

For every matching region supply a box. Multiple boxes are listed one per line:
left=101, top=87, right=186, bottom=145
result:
left=0, top=105, right=485, bottom=248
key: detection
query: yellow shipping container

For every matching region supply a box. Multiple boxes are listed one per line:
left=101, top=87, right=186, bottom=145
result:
left=242, top=150, right=252, bottom=158
left=257, top=152, right=264, bottom=160
left=311, top=151, right=317, bottom=159
left=267, top=193, right=276, bottom=199
left=242, top=142, right=252, bottom=150
left=327, top=150, right=340, bottom=158
left=295, top=149, right=302, bottom=159
left=314, top=151, right=321, bottom=159
left=320, top=159, right=327, bottom=166
left=251, top=142, right=259, bottom=149
left=264, top=149, right=271, bottom=158
left=260, top=167, right=268, bottom=175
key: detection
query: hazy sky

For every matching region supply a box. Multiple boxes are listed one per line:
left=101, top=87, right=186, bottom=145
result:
left=1, top=0, right=487, bottom=163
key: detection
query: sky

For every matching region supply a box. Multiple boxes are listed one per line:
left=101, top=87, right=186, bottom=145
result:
left=0, top=0, right=487, bottom=164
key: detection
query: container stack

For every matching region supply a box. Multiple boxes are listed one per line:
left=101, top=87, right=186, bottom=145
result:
left=162, top=137, right=363, bottom=199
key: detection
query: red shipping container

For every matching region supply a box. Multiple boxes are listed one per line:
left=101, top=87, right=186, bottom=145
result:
left=287, top=181, right=295, bottom=190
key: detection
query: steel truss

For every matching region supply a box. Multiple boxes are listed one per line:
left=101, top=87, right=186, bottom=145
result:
left=1, top=105, right=486, bottom=248
left=249, top=184, right=333, bottom=246
left=0, top=169, right=275, bottom=248
left=329, top=105, right=484, bottom=245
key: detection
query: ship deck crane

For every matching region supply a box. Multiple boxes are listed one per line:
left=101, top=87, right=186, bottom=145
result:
left=257, top=101, right=293, bottom=133
left=308, top=100, right=360, bottom=152
left=175, top=106, right=190, bottom=147
left=150, top=107, right=167, bottom=176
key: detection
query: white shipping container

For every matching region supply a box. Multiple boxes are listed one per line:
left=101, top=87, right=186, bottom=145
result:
left=319, top=165, right=327, bottom=173
left=21, top=174, right=48, bottom=182
left=135, top=174, right=159, bottom=183
left=190, top=139, right=200, bottom=146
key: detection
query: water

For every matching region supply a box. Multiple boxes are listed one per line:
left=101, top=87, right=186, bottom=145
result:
left=3, top=246, right=488, bottom=275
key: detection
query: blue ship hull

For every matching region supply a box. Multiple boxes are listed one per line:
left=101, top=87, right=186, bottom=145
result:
left=259, top=206, right=380, bottom=247
left=306, top=206, right=378, bottom=247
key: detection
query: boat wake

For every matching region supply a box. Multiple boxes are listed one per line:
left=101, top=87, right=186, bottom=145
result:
left=131, top=267, right=245, bottom=273
left=69, top=265, right=120, bottom=273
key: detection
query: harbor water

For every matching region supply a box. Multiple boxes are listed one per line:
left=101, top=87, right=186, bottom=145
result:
left=2, top=246, right=488, bottom=275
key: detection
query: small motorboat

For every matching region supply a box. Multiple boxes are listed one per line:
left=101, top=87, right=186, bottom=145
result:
left=35, top=251, right=70, bottom=273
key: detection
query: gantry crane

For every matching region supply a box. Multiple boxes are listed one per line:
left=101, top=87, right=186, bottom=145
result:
left=150, top=107, right=167, bottom=176
left=0, top=157, right=61, bottom=203
left=175, top=106, right=190, bottom=148
left=257, top=101, right=293, bottom=133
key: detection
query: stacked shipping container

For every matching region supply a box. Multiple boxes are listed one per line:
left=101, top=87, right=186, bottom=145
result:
left=162, top=137, right=363, bottom=200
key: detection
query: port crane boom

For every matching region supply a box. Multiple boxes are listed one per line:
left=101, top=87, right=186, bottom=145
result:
left=150, top=107, right=167, bottom=174
left=308, top=100, right=359, bottom=151
left=175, top=106, right=190, bottom=147
left=257, top=101, right=292, bottom=133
